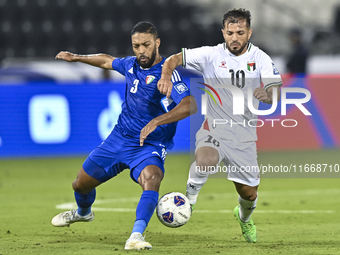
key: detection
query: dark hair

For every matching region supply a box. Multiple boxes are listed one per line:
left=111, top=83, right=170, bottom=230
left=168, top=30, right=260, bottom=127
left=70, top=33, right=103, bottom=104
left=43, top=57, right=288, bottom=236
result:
left=131, top=21, right=158, bottom=38
left=222, top=8, right=251, bottom=28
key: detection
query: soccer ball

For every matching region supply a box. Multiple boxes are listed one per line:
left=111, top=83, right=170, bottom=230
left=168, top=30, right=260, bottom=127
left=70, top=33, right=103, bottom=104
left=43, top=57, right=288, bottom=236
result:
left=156, top=192, right=191, bottom=228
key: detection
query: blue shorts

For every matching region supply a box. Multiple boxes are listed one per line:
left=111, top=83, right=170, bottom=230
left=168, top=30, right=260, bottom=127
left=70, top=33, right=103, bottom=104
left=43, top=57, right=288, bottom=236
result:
left=82, top=130, right=166, bottom=183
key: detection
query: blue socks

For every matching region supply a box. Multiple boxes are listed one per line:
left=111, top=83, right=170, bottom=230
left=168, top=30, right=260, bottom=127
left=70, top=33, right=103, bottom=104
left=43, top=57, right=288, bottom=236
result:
left=74, top=188, right=158, bottom=234
left=132, top=220, right=147, bottom=234
left=74, top=189, right=96, bottom=216
left=132, top=190, right=159, bottom=234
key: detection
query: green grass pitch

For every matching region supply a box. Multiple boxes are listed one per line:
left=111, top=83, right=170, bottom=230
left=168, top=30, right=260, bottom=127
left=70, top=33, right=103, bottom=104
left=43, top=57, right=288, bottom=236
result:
left=1, top=150, right=340, bottom=254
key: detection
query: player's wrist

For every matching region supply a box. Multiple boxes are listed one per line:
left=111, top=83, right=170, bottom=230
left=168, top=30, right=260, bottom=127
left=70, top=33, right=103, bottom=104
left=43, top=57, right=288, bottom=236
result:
left=151, top=118, right=161, bottom=127
left=161, top=73, right=172, bottom=81
left=72, top=54, right=80, bottom=62
left=262, top=96, right=272, bottom=104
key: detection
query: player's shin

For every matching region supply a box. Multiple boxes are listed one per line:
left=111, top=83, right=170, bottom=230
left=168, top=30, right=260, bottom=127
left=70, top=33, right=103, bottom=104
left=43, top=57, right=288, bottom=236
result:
left=238, top=194, right=258, bottom=222
left=132, top=190, right=159, bottom=234
left=186, top=161, right=210, bottom=206
left=74, top=189, right=96, bottom=216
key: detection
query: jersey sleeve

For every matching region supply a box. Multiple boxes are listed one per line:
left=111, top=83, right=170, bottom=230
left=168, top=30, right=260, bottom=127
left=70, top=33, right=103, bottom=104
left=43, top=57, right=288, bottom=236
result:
left=161, top=69, right=190, bottom=112
left=170, top=70, right=191, bottom=104
left=111, top=57, right=132, bottom=76
left=182, top=46, right=213, bottom=73
left=259, top=53, right=283, bottom=90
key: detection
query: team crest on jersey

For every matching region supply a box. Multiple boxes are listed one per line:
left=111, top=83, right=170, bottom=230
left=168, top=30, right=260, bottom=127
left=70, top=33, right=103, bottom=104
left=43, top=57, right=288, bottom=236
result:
left=219, top=61, right=228, bottom=68
left=247, top=61, right=256, bottom=72
left=146, top=75, right=155, bottom=84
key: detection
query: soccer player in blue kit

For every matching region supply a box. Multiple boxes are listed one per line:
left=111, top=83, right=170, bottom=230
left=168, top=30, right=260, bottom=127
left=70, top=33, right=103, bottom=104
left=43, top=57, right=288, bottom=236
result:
left=51, top=21, right=197, bottom=250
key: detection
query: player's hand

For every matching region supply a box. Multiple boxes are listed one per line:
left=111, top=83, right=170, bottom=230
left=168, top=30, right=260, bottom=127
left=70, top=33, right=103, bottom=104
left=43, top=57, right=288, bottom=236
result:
left=140, top=120, right=158, bottom=146
left=157, top=78, right=173, bottom=98
left=55, top=51, right=77, bottom=62
left=253, top=87, right=269, bottom=103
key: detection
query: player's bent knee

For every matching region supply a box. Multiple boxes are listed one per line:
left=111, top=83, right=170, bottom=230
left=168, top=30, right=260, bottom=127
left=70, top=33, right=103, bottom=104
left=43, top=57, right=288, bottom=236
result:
left=139, top=166, right=163, bottom=191
left=143, top=172, right=163, bottom=185
left=196, top=148, right=219, bottom=169
left=72, top=179, right=92, bottom=194
left=140, top=175, right=162, bottom=192
left=239, top=188, right=258, bottom=201
left=72, top=167, right=102, bottom=194
left=234, top=182, right=258, bottom=201
left=241, top=192, right=257, bottom=201
left=196, top=156, right=219, bottom=170
left=72, top=180, right=83, bottom=193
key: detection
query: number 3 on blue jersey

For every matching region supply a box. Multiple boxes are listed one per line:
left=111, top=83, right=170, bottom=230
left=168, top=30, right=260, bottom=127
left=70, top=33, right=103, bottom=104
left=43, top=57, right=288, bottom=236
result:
left=130, top=79, right=139, bottom=93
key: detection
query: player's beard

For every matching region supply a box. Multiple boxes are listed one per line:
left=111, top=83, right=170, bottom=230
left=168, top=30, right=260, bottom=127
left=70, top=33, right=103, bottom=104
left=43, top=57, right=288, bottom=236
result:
left=226, top=41, right=248, bottom=56
left=137, top=47, right=157, bottom=69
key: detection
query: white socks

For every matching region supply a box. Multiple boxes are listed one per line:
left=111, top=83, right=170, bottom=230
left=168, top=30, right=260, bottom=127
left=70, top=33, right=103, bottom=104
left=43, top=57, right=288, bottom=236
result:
left=186, top=160, right=258, bottom=220
left=186, top=161, right=210, bottom=204
left=238, top=195, right=257, bottom=222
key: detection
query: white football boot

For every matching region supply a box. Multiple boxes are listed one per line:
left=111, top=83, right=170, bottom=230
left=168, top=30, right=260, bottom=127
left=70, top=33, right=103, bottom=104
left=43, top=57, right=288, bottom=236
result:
left=51, top=209, right=95, bottom=227
left=124, top=232, right=152, bottom=250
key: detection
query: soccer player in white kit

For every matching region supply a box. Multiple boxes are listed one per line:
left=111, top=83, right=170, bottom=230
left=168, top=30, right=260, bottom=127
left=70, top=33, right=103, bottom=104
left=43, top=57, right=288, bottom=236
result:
left=158, top=8, right=282, bottom=243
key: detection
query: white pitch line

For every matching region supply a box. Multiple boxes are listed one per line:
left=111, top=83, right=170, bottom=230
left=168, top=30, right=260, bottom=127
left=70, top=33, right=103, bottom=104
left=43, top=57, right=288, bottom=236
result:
left=194, top=209, right=335, bottom=214
left=56, top=200, right=335, bottom=214
left=56, top=197, right=140, bottom=210
left=92, top=207, right=136, bottom=212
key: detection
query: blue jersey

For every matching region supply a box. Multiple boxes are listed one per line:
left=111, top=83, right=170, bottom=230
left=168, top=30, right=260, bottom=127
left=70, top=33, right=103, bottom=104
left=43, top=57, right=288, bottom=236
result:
left=109, top=56, right=190, bottom=149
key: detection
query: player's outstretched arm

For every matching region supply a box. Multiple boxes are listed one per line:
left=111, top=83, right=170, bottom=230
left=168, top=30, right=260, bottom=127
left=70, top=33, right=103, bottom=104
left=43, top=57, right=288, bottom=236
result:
left=140, top=95, right=197, bottom=146
left=253, top=86, right=281, bottom=104
left=158, top=52, right=183, bottom=98
left=55, top=51, right=115, bottom=70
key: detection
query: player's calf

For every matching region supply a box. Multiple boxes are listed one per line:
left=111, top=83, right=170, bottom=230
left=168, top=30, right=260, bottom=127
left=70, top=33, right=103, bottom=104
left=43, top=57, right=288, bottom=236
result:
left=186, top=161, right=211, bottom=210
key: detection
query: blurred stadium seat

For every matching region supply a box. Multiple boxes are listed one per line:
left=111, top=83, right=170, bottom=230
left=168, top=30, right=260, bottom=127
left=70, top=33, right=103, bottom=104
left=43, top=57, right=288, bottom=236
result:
left=0, top=0, right=223, bottom=59
left=1, top=0, right=340, bottom=72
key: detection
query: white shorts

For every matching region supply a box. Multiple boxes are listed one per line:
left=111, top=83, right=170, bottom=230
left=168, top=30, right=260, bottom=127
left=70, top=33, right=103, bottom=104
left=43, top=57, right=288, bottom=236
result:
left=195, top=127, right=260, bottom=187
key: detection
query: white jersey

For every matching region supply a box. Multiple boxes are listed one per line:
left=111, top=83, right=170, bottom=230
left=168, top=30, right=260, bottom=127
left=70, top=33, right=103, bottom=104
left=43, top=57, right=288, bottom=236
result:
left=182, top=42, right=282, bottom=142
